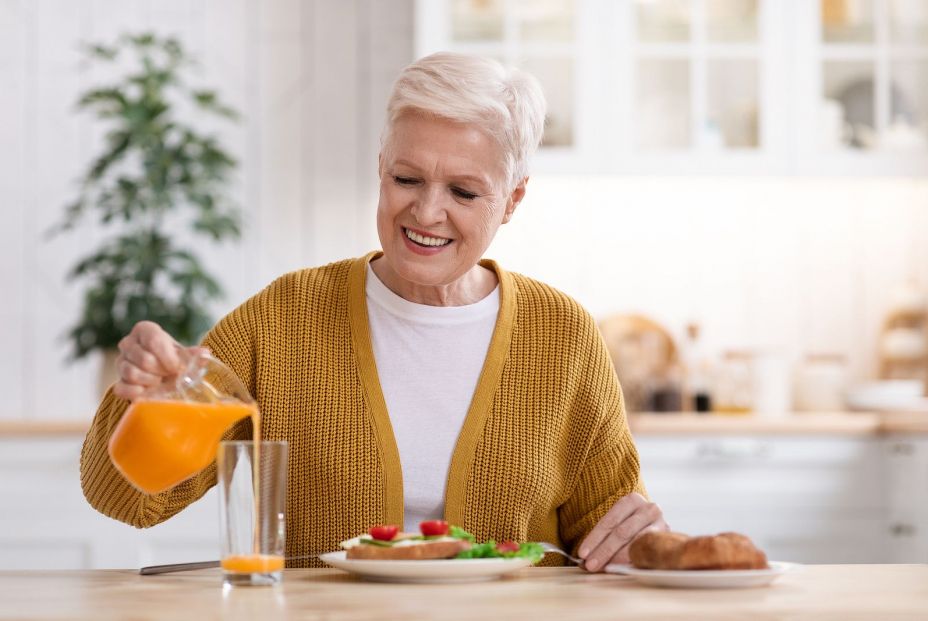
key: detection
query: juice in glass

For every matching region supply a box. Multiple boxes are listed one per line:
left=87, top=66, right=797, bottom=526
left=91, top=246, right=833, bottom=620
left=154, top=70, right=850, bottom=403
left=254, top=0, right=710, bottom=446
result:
left=218, top=440, right=288, bottom=586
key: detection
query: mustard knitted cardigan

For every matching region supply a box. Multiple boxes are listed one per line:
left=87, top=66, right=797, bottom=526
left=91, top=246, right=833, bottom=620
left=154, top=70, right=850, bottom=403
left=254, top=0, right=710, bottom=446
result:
left=81, top=252, right=644, bottom=566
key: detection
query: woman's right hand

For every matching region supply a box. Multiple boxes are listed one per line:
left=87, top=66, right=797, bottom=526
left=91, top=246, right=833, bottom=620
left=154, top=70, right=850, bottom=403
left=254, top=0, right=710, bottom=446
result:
left=113, top=321, right=201, bottom=401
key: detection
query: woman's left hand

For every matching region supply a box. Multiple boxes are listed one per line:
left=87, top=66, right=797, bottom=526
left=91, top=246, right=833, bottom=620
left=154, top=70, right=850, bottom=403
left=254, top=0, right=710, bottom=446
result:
left=577, top=492, right=669, bottom=572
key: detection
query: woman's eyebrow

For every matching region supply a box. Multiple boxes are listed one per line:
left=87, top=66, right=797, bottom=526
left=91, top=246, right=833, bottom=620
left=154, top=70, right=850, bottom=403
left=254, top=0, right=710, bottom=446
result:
left=449, top=174, right=491, bottom=188
left=392, top=159, right=490, bottom=188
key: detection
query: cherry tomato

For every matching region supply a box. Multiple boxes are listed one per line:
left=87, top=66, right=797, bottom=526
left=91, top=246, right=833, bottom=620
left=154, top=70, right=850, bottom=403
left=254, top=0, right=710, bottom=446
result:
left=419, top=520, right=449, bottom=536
left=369, top=524, right=399, bottom=541
left=496, top=540, right=519, bottom=554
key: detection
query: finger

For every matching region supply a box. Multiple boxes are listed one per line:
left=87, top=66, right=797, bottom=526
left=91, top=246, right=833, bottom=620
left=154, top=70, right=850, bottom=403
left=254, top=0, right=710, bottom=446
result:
left=188, top=345, right=212, bottom=359
left=578, top=493, right=644, bottom=560
left=117, top=357, right=162, bottom=388
left=135, top=322, right=182, bottom=373
left=112, top=382, right=146, bottom=401
left=585, top=503, right=663, bottom=572
left=122, top=344, right=170, bottom=376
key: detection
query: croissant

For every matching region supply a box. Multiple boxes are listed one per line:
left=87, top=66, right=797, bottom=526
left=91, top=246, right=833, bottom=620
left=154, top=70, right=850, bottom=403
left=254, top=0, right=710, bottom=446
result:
left=629, top=531, right=768, bottom=570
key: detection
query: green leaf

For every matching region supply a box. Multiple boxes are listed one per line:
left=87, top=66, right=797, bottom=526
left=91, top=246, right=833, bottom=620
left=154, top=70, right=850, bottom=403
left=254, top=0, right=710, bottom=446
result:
left=191, top=89, right=239, bottom=119
left=453, top=541, right=545, bottom=564
left=449, top=526, right=476, bottom=543
left=192, top=209, right=241, bottom=241
left=129, top=33, right=156, bottom=48
left=193, top=90, right=217, bottom=106
left=85, top=43, right=118, bottom=60
left=77, top=88, right=127, bottom=118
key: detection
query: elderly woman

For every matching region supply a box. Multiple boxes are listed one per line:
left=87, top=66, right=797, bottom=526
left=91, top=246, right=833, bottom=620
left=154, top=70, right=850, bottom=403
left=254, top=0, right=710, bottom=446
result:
left=81, top=52, right=667, bottom=572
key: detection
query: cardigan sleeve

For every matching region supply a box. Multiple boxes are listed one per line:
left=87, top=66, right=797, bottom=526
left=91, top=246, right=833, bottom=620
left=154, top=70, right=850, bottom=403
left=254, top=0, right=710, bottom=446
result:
left=556, top=330, right=647, bottom=555
left=79, top=296, right=260, bottom=529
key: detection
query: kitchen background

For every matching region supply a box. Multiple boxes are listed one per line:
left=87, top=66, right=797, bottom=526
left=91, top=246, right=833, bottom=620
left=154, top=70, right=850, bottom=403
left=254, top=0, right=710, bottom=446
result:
left=2, top=0, right=928, bottom=569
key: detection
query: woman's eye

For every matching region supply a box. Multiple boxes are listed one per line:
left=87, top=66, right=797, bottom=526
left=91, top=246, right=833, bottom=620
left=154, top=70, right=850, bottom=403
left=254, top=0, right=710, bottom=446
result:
left=452, top=187, right=478, bottom=200
left=393, top=176, right=418, bottom=186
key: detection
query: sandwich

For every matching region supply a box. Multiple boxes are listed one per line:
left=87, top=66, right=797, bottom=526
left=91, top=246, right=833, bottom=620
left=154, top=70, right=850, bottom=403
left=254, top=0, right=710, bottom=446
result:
left=341, top=520, right=544, bottom=562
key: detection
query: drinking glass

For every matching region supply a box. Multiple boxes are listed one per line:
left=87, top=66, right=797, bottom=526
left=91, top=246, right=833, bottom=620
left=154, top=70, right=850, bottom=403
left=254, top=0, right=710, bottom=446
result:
left=217, top=440, right=288, bottom=587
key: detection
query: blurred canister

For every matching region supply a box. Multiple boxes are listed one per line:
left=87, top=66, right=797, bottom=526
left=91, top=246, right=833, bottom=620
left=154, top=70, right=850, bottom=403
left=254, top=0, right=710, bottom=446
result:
left=713, top=350, right=755, bottom=415
left=793, top=354, right=848, bottom=412
left=752, top=352, right=791, bottom=417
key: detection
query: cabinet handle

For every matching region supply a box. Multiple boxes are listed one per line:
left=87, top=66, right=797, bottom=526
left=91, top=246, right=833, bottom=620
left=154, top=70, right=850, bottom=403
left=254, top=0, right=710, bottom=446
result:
left=890, top=523, right=917, bottom=537
left=696, top=441, right=771, bottom=461
left=890, top=443, right=915, bottom=456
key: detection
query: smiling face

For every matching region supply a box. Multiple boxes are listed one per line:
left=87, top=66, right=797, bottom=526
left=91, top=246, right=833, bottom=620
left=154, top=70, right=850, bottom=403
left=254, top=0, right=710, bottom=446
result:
left=375, top=111, right=526, bottom=305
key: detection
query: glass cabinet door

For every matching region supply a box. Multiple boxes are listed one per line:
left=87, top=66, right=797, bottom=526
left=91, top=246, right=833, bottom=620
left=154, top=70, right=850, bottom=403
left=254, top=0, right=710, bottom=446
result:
left=633, top=0, right=763, bottom=151
left=819, top=0, right=928, bottom=153
left=444, top=0, right=577, bottom=149
left=888, top=0, right=928, bottom=152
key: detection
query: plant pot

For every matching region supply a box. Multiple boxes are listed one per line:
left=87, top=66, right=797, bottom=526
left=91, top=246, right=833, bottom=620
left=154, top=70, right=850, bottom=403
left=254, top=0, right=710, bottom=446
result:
left=98, top=349, right=120, bottom=397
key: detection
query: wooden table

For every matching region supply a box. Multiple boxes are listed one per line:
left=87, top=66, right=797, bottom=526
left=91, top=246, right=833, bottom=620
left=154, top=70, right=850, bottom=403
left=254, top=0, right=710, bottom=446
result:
left=1, top=565, right=926, bottom=620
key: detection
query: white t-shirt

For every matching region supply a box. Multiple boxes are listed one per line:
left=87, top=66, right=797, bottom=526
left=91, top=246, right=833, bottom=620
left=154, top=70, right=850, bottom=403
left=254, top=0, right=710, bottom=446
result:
left=365, top=265, right=499, bottom=532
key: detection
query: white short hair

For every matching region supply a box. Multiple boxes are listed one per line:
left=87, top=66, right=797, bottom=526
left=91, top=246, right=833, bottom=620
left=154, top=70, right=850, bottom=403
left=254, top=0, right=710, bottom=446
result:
left=382, top=52, right=547, bottom=190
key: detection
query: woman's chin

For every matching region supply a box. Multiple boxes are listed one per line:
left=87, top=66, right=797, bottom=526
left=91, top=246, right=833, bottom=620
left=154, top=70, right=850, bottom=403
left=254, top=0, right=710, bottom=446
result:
left=381, top=251, right=459, bottom=287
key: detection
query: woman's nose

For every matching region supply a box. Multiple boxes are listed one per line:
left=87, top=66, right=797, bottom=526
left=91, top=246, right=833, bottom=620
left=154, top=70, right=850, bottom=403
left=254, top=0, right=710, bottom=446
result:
left=411, top=186, right=447, bottom=225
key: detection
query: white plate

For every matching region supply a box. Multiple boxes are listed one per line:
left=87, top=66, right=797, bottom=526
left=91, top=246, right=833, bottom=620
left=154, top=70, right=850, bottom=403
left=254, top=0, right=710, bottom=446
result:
left=604, top=561, right=799, bottom=589
left=318, top=551, right=535, bottom=583
left=846, top=381, right=928, bottom=413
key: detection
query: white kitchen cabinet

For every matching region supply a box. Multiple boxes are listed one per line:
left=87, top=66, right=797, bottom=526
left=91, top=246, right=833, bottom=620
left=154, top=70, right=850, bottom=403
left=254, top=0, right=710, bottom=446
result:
left=883, top=434, right=928, bottom=563
left=0, top=438, right=218, bottom=570
left=634, top=434, right=890, bottom=563
left=416, top=0, right=928, bottom=176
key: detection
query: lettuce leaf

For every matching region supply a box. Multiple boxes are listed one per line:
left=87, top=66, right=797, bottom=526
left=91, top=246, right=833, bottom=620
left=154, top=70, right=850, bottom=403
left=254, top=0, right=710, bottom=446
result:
left=449, top=526, right=476, bottom=543
left=455, top=541, right=544, bottom=564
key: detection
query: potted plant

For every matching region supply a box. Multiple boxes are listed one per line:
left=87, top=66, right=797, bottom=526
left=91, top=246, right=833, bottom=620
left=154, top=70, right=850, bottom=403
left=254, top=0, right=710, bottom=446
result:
left=49, top=32, right=241, bottom=394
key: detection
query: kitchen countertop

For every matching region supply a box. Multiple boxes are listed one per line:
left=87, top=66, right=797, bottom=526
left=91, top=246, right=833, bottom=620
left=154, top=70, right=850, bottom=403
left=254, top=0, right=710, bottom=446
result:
left=628, top=412, right=928, bottom=435
left=1, top=565, right=925, bottom=620
left=3, top=412, right=928, bottom=438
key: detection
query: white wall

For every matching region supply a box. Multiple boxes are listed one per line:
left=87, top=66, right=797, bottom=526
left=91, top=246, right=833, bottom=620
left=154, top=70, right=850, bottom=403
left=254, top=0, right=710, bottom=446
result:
left=494, top=175, right=928, bottom=384
left=3, top=1, right=927, bottom=422
left=0, top=0, right=412, bottom=420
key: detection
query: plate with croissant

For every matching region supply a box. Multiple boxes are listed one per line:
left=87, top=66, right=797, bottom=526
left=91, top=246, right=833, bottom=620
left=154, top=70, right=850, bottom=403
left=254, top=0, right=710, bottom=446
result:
left=605, top=531, right=799, bottom=589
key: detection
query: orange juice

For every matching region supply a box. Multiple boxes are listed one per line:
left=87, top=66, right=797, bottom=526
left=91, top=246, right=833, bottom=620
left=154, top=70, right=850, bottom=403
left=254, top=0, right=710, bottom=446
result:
left=108, top=400, right=256, bottom=494
left=221, top=554, right=285, bottom=574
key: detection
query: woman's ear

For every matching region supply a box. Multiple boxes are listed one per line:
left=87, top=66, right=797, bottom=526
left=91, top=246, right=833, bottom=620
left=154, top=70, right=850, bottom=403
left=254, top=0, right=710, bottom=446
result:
left=502, top=177, right=528, bottom=224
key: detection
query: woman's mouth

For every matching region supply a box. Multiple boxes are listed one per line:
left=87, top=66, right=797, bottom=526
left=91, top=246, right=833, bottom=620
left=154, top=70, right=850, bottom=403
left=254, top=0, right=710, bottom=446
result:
left=404, top=227, right=452, bottom=248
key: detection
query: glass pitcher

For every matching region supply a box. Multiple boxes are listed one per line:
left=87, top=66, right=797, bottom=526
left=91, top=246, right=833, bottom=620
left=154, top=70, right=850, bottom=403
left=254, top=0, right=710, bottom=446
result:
left=108, top=349, right=257, bottom=495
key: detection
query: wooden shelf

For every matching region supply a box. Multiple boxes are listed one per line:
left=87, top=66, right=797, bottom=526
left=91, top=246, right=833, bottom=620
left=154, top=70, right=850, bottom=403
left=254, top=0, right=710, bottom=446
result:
left=0, top=420, right=89, bottom=437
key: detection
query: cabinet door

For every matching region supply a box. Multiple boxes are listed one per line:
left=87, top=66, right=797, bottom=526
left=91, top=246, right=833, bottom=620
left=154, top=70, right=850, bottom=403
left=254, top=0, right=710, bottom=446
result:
left=0, top=438, right=218, bottom=570
left=883, top=435, right=928, bottom=563
left=634, top=435, right=888, bottom=563
left=417, top=0, right=581, bottom=154
left=794, top=0, right=928, bottom=175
